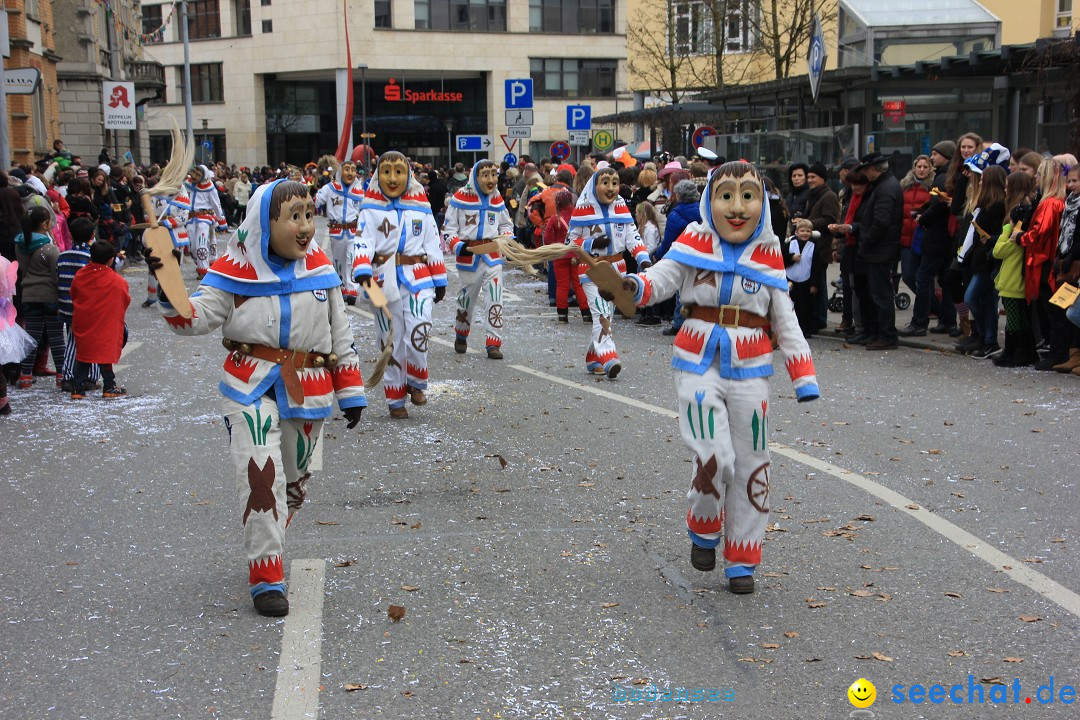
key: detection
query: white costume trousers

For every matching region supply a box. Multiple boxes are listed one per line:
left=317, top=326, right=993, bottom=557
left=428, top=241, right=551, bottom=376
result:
left=454, top=263, right=504, bottom=349
left=680, top=370, right=771, bottom=572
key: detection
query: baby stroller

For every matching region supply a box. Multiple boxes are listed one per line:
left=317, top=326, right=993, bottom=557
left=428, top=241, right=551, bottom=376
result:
left=828, top=275, right=910, bottom=311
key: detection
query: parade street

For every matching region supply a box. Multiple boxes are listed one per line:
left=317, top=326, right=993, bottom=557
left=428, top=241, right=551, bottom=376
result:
left=2, top=239, right=1078, bottom=720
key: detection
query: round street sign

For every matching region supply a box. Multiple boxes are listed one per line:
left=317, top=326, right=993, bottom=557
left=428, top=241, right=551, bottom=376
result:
left=503, top=152, right=518, bottom=166
left=550, top=141, right=571, bottom=161
left=692, top=126, right=717, bottom=148
left=593, top=130, right=614, bottom=152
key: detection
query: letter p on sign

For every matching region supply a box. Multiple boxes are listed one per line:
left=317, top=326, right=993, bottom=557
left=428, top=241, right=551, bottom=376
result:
left=505, top=79, right=533, bottom=109
left=567, top=105, right=591, bottom=131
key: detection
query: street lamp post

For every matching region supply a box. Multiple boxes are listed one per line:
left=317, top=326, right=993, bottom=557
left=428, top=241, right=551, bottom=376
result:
left=444, top=117, right=454, bottom=169
left=357, top=63, right=369, bottom=177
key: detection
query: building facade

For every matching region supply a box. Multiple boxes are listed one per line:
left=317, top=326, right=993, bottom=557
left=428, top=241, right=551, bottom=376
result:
left=139, top=0, right=629, bottom=167
left=3, top=0, right=62, bottom=166
left=53, top=0, right=165, bottom=167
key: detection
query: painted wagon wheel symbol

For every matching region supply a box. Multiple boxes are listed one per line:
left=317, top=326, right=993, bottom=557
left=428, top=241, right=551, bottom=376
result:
left=747, top=462, right=770, bottom=513
left=410, top=322, right=432, bottom=352
left=488, top=303, right=504, bottom=329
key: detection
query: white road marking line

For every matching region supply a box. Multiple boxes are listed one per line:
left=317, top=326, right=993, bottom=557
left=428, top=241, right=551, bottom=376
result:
left=511, top=364, right=1080, bottom=619
left=113, top=341, right=144, bottom=372
left=271, top=559, right=326, bottom=720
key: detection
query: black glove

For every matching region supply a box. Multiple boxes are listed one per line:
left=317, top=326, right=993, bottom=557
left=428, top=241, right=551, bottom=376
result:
left=457, top=244, right=473, bottom=257
left=343, top=406, right=364, bottom=429
left=638, top=260, right=652, bottom=271
left=144, top=247, right=181, bottom=275
left=598, top=289, right=615, bottom=301
left=591, top=235, right=611, bottom=251
left=434, top=285, right=446, bottom=303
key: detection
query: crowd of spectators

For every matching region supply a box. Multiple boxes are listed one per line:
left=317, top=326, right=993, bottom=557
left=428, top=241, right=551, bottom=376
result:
left=2, top=133, right=1078, bottom=416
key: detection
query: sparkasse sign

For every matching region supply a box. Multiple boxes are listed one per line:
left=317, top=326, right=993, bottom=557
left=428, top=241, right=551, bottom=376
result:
left=383, top=78, right=463, bottom=104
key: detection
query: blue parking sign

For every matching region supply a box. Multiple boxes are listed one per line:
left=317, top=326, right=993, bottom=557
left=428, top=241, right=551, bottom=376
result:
left=567, top=105, right=591, bottom=131
left=505, top=79, right=533, bottom=109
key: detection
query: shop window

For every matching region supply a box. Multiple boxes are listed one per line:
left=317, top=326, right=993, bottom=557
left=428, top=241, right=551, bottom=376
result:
left=187, top=0, right=221, bottom=39
left=375, top=0, right=391, bottom=27
left=529, top=58, right=616, bottom=98
left=416, top=0, right=505, bottom=30
left=181, top=63, right=224, bottom=102
left=528, top=0, right=613, bottom=33
left=142, top=4, right=163, bottom=41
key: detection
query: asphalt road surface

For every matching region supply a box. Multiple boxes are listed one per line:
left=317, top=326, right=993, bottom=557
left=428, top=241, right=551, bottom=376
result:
left=2, top=234, right=1077, bottom=720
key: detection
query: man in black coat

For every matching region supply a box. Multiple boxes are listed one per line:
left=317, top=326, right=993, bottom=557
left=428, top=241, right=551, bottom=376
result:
left=846, top=152, right=903, bottom=349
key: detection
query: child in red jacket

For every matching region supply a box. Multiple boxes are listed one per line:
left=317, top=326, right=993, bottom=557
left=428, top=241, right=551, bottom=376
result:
left=70, top=242, right=131, bottom=399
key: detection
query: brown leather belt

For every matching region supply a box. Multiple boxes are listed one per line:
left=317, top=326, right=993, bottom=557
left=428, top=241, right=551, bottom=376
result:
left=222, top=339, right=337, bottom=405
left=328, top=222, right=357, bottom=231
left=681, top=304, right=771, bottom=329
left=373, top=253, right=428, bottom=265
left=597, top=253, right=622, bottom=263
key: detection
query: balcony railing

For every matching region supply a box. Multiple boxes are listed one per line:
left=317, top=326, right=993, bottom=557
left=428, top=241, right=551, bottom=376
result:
left=126, top=59, right=165, bottom=88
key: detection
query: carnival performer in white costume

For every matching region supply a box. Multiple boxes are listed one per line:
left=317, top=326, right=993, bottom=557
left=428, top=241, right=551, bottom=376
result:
left=619, top=160, right=820, bottom=594
left=314, top=160, right=364, bottom=303
left=442, top=159, right=514, bottom=359
left=184, top=164, right=228, bottom=277
left=352, top=151, right=447, bottom=419
left=567, top=165, right=652, bottom=379
left=147, top=179, right=367, bottom=617
left=143, top=186, right=191, bottom=307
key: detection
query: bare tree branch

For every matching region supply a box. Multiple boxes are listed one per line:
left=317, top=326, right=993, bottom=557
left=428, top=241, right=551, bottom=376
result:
left=744, top=0, right=838, bottom=80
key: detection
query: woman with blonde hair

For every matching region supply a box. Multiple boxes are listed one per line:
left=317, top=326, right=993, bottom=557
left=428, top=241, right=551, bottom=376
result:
left=943, top=132, right=984, bottom=339
left=1019, top=153, right=1076, bottom=369
left=899, top=154, right=933, bottom=294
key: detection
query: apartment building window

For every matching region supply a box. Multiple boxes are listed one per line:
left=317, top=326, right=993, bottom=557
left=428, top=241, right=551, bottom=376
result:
left=415, top=0, right=507, bottom=31
left=672, top=0, right=753, bottom=55
left=182, top=63, right=224, bottom=102
left=25, top=0, right=40, bottom=18
left=375, top=0, right=391, bottom=27
left=529, top=58, right=616, bottom=97
left=1057, top=0, right=1073, bottom=28
left=673, top=0, right=712, bottom=55
left=187, top=0, right=222, bottom=39
left=262, top=19, right=273, bottom=32
left=234, top=0, right=251, bottom=35
left=142, top=4, right=163, bottom=41
left=529, top=0, right=614, bottom=33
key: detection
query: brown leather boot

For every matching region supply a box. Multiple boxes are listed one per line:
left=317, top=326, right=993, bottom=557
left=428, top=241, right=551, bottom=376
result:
left=389, top=406, right=409, bottom=419
left=1052, top=348, right=1080, bottom=373
left=408, top=387, right=427, bottom=406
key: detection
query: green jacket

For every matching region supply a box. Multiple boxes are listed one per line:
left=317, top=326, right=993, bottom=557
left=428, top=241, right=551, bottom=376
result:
left=992, top=222, right=1024, bottom=299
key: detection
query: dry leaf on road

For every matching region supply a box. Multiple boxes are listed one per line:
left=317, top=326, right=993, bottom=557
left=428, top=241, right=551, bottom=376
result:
left=344, top=683, right=369, bottom=691
left=1019, top=615, right=1042, bottom=623
left=388, top=605, right=406, bottom=622
left=872, top=652, right=894, bottom=662
left=1003, top=657, right=1024, bottom=663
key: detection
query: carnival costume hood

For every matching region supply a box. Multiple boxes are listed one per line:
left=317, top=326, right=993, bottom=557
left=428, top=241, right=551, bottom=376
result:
left=361, top=153, right=432, bottom=215
left=659, top=167, right=788, bottom=291
left=568, top=170, right=632, bottom=232
left=448, top=162, right=506, bottom=211
left=202, top=179, right=340, bottom=296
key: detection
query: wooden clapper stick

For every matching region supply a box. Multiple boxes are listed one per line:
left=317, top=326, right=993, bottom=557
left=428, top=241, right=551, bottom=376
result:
left=142, top=194, right=192, bottom=319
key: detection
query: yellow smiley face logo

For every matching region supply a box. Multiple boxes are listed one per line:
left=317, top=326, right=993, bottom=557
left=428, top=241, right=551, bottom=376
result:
left=848, top=678, right=876, bottom=708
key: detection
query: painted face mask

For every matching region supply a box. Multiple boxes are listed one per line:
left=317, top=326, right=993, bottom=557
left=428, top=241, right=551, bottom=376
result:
left=269, top=194, right=317, bottom=260
left=594, top=171, right=620, bottom=205
left=341, top=164, right=357, bottom=185
left=709, top=173, right=764, bottom=244
left=379, top=158, right=410, bottom=198
left=476, top=165, right=499, bottom=196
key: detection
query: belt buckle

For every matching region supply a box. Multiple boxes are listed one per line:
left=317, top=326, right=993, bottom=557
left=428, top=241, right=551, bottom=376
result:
left=719, top=304, right=740, bottom=328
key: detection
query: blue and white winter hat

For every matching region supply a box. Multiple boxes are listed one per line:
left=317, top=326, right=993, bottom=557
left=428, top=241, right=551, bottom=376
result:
left=964, top=143, right=1011, bottom=174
